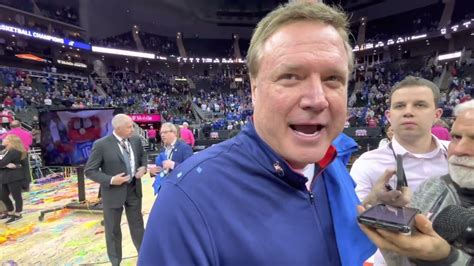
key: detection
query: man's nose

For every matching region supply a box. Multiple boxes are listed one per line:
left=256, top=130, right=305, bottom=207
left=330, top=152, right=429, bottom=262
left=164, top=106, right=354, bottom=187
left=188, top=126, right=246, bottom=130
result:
left=299, top=76, right=329, bottom=112
left=451, top=138, right=474, bottom=157
left=402, top=105, right=414, bottom=117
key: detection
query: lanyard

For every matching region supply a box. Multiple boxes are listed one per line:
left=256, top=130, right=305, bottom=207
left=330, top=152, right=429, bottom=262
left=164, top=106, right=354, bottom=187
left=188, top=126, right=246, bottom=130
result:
left=166, top=146, right=175, bottom=160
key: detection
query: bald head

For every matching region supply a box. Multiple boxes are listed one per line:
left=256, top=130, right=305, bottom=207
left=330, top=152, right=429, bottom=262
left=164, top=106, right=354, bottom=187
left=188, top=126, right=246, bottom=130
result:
left=112, top=114, right=132, bottom=129
left=448, top=99, right=474, bottom=189
left=112, top=114, right=134, bottom=139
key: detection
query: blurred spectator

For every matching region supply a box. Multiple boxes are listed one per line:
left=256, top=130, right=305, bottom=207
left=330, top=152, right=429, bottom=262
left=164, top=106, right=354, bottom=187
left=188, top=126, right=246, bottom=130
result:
left=0, top=108, right=14, bottom=129
left=378, top=124, right=394, bottom=148
left=147, top=126, right=157, bottom=151
left=0, top=120, right=33, bottom=151
left=179, top=122, right=195, bottom=147
left=431, top=119, right=451, bottom=141
left=0, top=125, right=7, bottom=135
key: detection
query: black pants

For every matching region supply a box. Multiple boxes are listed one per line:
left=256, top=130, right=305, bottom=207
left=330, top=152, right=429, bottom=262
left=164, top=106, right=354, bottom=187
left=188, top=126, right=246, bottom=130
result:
left=148, top=138, right=156, bottom=150
left=0, top=181, right=23, bottom=213
left=103, top=184, right=144, bottom=266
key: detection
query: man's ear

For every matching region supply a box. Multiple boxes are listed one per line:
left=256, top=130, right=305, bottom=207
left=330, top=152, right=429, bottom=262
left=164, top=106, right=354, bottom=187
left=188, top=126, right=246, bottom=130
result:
left=250, top=77, right=257, bottom=108
left=385, top=109, right=391, bottom=124
left=434, top=107, right=443, bottom=120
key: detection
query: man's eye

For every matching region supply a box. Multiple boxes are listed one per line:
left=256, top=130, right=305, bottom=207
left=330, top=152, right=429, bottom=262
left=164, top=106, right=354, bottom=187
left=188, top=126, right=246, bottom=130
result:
left=280, top=74, right=299, bottom=80
left=327, top=76, right=342, bottom=82
left=451, top=135, right=462, bottom=141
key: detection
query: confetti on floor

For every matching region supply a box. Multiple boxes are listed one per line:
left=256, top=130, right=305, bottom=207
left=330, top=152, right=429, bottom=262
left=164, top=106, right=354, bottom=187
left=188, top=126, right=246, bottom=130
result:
left=0, top=174, right=157, bottom=265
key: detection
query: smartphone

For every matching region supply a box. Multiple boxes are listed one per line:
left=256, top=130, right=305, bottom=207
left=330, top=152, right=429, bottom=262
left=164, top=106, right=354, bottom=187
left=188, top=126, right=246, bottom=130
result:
left=396, top=155, right=408, bottom=190
left=358, top=204, right=419, bottom=234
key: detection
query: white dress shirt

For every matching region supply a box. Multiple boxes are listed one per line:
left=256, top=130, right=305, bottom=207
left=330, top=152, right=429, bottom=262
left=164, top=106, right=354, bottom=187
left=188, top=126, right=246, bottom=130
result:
left=350, top=135, right=449, bottom=201
left=351, top=135, right=449, bottom=266
left=113, top=132, right=136, bottom=177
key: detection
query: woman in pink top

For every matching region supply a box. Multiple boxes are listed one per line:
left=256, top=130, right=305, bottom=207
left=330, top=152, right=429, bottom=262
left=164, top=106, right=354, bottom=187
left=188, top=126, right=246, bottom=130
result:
left=431, top=119, right=451, bottom=141
left=147, top=126, right=157, bottom=151
left=179, top=122, right=195, bottom=147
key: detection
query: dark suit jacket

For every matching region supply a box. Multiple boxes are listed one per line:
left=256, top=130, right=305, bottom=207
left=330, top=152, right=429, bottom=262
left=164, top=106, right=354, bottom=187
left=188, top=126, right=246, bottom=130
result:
left=85, top=134, right=147, bottom=208
left=165, top=140, right=193, bottom=169
left=0, top=149, right=25, bottom=184
left=20, top=157, right=32, bottom=191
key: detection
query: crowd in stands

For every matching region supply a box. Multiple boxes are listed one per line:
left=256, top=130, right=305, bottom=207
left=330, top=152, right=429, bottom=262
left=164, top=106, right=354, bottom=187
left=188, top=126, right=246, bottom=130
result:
left=91, top=32, right=136, bottom=50
left=35, top=1, right=79, bottom=26
left=0, top=63, right=257, bottom=140
left=1, top=40, right=473, bottom=143
left=0, top=9, right=85, bottom=44
left=346, top=59, right=473, bottom=129
left=99, top=68, right=193, bottom=123
left=365, top=3, right=442, bottom=43
left=194, top=89, right=252, bottom=131
left=89, top=31, right=180, bottom=56
left=139, top=32, right=178, bottom=56
left=0, top=0, right=79, bottom=26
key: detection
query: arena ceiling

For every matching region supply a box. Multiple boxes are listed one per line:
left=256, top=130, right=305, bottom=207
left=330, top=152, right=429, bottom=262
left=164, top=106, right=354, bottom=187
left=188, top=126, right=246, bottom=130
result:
left=33, top=0, right=440, bottom=39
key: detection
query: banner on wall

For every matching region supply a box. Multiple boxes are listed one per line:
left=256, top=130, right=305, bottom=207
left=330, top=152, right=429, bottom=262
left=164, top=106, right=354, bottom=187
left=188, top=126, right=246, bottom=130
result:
left=129, top=114, right=161, bottom=123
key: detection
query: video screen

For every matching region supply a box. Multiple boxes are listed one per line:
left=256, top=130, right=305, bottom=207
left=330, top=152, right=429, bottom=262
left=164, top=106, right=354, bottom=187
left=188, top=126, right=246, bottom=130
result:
left=39, top=108, right=123, bottom=166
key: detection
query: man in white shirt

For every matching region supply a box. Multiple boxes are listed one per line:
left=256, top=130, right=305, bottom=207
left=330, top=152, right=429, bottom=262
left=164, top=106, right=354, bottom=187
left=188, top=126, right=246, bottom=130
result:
left=352, top=76, right=449, bottom=199
left=350, top=76, right=450, bottom=265
left=44, top=96, right=52, bottom=107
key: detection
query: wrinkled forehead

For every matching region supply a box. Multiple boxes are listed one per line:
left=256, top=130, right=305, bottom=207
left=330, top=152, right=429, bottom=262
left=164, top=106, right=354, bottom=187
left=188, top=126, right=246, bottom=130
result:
left=452, top=109, right=474, bottom=135
left=259, top=21, right=350, bottom=72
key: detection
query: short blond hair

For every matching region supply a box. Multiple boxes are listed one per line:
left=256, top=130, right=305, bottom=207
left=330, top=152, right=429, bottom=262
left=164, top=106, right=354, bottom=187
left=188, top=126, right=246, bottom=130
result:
left=247, top=1, right=353, bottom=79
left=161, top=122, right=178, bottom=134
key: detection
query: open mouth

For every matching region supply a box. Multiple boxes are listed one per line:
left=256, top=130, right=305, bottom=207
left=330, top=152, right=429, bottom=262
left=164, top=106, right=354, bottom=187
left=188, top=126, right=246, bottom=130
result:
left=290, top=124, right=325, bottom=136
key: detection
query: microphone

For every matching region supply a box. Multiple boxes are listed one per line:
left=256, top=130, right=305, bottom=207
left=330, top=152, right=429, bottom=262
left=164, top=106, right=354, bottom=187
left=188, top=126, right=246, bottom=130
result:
left=433, top=205, right=474, bottom=252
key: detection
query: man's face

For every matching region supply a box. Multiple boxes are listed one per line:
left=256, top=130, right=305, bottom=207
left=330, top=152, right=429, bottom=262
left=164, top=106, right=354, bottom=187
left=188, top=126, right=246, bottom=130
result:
left=251, top=21, right=349, bottom=169
left=386, top=86, right=442, bottom=143
left=116, top=119, right=134, bottom=139
left=448, top=109, right=474, bottom=188
left=160, top=126, right=177, bottom=146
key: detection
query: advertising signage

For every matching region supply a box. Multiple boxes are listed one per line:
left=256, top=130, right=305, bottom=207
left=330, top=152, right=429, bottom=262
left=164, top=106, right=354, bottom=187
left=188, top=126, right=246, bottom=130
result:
left=129, top=114, right=161, bottom=123
left=0, top=23, right=91, bottom=51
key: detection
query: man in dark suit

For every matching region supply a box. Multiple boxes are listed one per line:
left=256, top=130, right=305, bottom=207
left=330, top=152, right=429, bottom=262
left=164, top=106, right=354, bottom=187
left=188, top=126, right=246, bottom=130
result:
left=85, top=114, right=147, bottom=266
left=156, top=122, right=193, bottom=174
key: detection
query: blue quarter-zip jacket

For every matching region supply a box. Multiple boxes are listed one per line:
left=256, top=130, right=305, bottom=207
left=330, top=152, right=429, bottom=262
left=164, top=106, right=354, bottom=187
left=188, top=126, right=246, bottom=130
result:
left=139, top=122, right=376, bottom=265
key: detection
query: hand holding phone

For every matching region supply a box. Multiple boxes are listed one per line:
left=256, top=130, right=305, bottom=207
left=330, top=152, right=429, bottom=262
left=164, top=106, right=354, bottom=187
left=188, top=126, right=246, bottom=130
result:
left=357, top=205, right=451, bottom=262
left=358, top=204, right=419, bottom=234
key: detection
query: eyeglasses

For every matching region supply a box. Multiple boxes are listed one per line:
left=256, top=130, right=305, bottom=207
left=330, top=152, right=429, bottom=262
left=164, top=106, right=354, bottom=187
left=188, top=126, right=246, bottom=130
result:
left=160, top=130, right=173, bottom=135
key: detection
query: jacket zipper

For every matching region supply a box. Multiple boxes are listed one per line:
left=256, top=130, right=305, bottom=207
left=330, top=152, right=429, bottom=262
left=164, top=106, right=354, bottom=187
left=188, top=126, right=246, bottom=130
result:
left=273, top=161, right=316, bottom=204
left=309, top=191, right=315, bottom=204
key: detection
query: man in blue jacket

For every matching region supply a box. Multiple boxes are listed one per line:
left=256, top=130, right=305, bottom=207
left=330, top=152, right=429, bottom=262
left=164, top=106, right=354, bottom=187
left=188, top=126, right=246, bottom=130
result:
left=150, top=122, right=193, bottom=194
left=156, top=122, right=193, bottom=173
left=139, top=2, right=376, bottom=265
